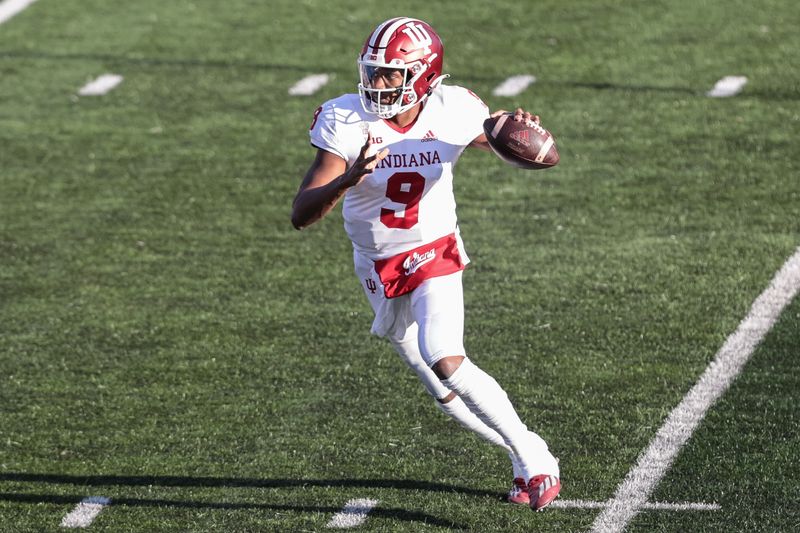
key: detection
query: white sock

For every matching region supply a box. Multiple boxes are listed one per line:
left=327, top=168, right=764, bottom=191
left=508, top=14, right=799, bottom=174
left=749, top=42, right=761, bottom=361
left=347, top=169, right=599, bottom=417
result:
left=442, top=358, right=559, bottom=479
left=510, top=452, right=523, bottom=479
left=436, top=396, right=511, bottom=452
left=390, top=334, right=530, bottom=476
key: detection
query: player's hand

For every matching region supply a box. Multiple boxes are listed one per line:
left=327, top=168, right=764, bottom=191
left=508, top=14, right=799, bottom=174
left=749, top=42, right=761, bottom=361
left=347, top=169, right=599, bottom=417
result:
left=513, top=107, right=540, bottom=125
left=491, top=108, right=540, bottom=125
left=341, top=137, right=390, bottom=189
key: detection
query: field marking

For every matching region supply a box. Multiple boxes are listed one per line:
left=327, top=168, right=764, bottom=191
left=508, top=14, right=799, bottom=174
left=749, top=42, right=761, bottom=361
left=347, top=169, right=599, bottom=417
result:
left=289, top=73, right=330, bottom=96
left=78, top=74, right=124, bottom=96
left=591, top=246, right=800, bottom=533
left=60, top=496, right=111, bottom=528
left=492, top=75, right=537, bottom=97
left=0, top=0, right=36, bottom=25
left=641, top=501, right=720, bottom=511
left=552, top=499, right=719, bottom=511
left=326, top=498, right=378, bottom=529
left=707, top=75, right=748, bottom=97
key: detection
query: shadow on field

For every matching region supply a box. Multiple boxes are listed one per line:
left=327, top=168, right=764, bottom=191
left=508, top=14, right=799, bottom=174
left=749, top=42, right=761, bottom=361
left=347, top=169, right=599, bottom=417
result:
left=0, top=492, right=466, bottom=529
left=0, top=472, right=507, bottom=529
left=0, top=472, right=501, bottom=498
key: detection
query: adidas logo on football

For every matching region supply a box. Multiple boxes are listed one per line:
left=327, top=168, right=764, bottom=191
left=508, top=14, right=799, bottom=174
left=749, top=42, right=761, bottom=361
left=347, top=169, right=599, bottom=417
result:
left=509, top=129, right=532, bottom=147
left=421, top=130, right=437, bottom=142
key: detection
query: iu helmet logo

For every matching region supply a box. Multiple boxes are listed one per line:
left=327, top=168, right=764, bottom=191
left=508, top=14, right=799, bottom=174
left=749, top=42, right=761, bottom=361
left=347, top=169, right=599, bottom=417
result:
left=401, top=22, right=433, bottom=54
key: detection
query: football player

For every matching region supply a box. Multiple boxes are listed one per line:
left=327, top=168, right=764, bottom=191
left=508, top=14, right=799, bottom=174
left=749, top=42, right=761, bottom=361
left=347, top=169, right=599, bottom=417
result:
left=292, top=17, right=560, bottom=511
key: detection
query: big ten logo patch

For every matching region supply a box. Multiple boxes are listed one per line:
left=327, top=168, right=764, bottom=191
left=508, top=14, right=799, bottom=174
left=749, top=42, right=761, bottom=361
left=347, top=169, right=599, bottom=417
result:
left=360, top=123, right=383, bottom=145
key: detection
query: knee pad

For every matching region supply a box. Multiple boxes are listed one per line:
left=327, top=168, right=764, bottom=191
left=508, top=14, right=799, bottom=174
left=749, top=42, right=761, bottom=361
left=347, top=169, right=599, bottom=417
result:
left=388, top=325, right=451, bottom=399
left=417, top=312, right=466, bottom=366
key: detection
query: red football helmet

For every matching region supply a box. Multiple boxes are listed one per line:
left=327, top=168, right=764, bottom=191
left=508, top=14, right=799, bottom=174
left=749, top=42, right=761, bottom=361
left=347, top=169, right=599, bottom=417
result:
left=358, top=17, right=448, bottom=118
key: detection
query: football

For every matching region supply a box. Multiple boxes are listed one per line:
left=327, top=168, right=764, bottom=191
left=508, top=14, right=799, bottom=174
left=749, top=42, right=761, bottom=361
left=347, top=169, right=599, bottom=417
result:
left=482, top=113, right=560, bottom=169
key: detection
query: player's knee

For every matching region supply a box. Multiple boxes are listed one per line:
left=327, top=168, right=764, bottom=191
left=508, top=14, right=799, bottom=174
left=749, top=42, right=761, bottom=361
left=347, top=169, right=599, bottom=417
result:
left=432, top=355, right=465, bottom=380
left=387, top=328, right=414, bottom=347
left=436, top=391, right=458, bottom=404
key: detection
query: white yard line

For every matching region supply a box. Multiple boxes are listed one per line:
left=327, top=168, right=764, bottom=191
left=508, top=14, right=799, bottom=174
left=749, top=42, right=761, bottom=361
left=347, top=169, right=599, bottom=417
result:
left=591, top=246, right=800, bottom=533
left=641, top=501, right=721, bottom=512
left=551, top=499, right=719, bottom=511
left=707, top=75, right=748, bottom=97
left=492, top=75, right=536, bottom=97
left=288, top=73, right=330, bottom=96
left=0, top=0, right=36, bottom=25
left=326, top=498, right=378, bottom=529
left=78, top=74, right=124, bottom=96
left=60, top=496, right=111, bottom=529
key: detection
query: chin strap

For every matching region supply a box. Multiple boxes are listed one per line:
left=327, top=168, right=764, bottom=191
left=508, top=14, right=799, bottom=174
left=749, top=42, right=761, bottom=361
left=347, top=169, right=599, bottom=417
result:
left=426, top=73, right=450, bottom=95
left=403, top=73, right=449, bottom=114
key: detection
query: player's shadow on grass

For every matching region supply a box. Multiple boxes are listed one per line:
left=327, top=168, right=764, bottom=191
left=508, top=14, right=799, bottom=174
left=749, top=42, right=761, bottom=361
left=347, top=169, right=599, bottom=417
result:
left=0, top=492, right=465, bottom=529
left=0, top=472, right=506, bottom=529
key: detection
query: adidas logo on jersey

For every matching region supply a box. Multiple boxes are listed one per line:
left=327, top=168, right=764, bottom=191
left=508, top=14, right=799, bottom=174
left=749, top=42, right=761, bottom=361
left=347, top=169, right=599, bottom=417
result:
left=421, top=129, right=437, bottom=142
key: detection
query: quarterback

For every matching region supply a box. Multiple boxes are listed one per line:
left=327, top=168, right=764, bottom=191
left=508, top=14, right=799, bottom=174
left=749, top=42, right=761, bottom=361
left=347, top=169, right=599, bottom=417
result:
left=291, top=17, right=561, bottom=511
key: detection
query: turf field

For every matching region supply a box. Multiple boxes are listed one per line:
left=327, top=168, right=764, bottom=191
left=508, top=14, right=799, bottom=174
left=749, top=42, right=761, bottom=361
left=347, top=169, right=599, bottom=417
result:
left=1, top=0, right=799, bottom=531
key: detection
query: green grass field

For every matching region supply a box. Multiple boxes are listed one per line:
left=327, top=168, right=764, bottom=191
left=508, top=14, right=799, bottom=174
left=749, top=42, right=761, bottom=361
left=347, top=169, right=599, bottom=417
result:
left=1, top=0, right=799, bottom=531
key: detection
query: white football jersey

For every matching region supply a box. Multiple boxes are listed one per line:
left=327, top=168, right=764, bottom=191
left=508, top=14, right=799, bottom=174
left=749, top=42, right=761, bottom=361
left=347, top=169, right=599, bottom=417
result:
left=310, top=84, right=489, bottom=260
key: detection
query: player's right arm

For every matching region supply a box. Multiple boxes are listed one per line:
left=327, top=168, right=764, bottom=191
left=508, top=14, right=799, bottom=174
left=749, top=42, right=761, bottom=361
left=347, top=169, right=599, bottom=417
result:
left=291, top=139, right=389, bottom=230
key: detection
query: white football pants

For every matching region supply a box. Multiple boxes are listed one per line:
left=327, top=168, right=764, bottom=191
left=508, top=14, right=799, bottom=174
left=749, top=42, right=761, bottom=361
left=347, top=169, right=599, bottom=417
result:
left=355, top=252, right=466, bottom=368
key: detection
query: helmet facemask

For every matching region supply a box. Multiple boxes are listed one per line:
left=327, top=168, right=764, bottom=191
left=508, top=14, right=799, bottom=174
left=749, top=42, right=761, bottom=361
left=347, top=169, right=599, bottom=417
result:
left=358, top=59, right=432, bottom=119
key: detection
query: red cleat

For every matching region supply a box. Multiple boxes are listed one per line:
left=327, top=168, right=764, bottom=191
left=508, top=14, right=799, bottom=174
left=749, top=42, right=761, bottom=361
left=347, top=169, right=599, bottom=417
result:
left=527, top=474, right=561, bottom=511
left=507, top=477, right=530, bottom=505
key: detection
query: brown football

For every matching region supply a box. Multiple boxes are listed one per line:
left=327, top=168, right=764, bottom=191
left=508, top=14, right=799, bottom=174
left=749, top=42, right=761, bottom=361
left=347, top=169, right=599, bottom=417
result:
left=482, top=114, right=559, bottom=169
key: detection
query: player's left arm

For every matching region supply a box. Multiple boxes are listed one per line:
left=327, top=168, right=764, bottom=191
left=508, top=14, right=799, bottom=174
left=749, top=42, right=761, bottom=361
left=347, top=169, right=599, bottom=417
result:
left=468, top=132, right=493, bottom=152
left=468, top=108, right=539, bottom=152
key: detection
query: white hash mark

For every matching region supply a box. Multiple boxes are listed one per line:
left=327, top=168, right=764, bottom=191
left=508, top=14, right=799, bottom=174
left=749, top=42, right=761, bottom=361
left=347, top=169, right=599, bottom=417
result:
left=60, top=496, right=111, bottom=528
left=78, top=74, right=124, bottom=96
left=706, top=75, right=748, bottom=97
left=289, top=74, right=330, bottom=96
left=492, top=75, right=537, bottom=97
left=0, top=0, right=37, bottom=25
left=326, top=498, right=379, bottom=529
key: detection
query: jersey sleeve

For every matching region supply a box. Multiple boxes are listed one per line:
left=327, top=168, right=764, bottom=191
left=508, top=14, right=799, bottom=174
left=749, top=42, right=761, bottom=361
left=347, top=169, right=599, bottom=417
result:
left=449, top=86, right=490, bottom=146
left=309, top=101, right=349, bottom=161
